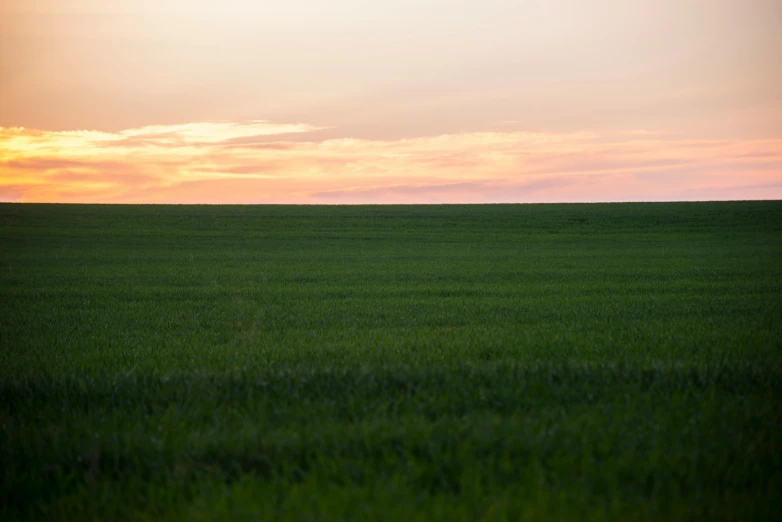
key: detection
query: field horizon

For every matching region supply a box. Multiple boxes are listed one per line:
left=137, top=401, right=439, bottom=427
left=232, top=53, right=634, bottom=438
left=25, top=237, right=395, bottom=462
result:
left=2, top=200, right=781, bottom=521
left=3, top=199, right=778, bottom=206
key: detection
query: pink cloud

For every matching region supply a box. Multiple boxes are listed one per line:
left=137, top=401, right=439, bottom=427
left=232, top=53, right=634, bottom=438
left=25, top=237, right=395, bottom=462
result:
left=1, top=122, right=780, bottom=204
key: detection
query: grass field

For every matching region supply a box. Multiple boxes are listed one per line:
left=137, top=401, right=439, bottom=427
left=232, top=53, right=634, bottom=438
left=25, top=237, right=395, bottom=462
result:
left=1, top=201, right=781, bottom=521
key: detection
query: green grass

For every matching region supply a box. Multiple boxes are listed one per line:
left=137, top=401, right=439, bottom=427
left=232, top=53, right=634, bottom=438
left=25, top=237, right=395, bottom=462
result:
left=1, top=201, right=781, bottom=521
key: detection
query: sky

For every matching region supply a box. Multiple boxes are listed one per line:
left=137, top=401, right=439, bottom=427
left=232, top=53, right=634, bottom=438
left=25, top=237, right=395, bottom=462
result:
left=1, top=0, right=781, bottom=203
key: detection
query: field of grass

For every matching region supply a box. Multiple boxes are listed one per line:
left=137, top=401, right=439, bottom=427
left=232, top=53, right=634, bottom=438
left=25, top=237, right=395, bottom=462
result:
left=1, top=201, right=781, bottom=521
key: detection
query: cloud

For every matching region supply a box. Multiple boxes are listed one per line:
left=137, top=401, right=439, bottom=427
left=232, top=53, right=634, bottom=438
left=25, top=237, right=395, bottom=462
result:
left=314, top=181, right=493, bottom=201
left=2, top=158, right=127, bottom=172
left=1, top=121, right=780, bottom=204
left=0, top=184, right=24, bottom=202
left=312, top=177, right=583, bottom=204
left=111, top=121, right=322, bottom=147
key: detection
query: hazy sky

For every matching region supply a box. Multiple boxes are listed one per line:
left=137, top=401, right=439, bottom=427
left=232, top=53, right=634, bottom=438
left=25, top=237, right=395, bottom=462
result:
left=1, top=0, right=780, bottom=203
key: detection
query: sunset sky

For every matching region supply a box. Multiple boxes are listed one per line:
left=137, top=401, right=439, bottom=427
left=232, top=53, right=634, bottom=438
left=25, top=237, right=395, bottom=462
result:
left=1, top=0, right=781, bottom=203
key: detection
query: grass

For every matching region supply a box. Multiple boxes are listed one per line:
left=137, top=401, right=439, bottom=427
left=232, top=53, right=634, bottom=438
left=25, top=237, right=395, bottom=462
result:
left=1, top=201, right=781, bottom=521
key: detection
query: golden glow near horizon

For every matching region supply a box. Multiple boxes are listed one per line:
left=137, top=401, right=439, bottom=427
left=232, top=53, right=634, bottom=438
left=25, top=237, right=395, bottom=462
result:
left=1, top=0, right=781, bottom=203
left=3, top=123, right=780, bottom=203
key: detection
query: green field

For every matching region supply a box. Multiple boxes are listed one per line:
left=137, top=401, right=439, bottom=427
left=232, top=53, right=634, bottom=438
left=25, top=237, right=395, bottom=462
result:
left=2, top=202, right=781, bottom=521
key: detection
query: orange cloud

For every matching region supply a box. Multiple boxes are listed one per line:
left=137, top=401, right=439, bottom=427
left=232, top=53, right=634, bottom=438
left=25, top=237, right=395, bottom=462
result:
left=1, top=121, right=780, bottom=204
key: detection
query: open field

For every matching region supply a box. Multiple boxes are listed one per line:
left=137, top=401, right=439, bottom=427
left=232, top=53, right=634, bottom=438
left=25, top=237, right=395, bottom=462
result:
left=1, top=201, right=781, bottom=521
